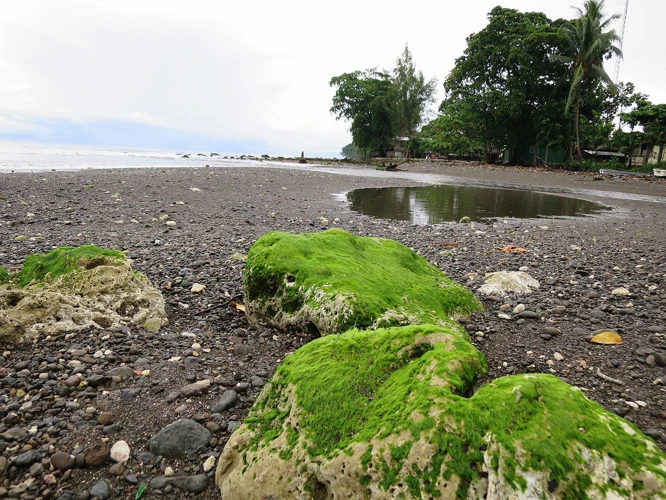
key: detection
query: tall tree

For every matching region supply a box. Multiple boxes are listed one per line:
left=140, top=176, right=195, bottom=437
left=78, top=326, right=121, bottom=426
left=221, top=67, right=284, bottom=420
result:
left=443, top=7, right=570, bottom=162
left=556, top=0, right=622, bottom=159
left=391, top=45, right=437, bottom=157
left=330, top=70, right=395, bottom=156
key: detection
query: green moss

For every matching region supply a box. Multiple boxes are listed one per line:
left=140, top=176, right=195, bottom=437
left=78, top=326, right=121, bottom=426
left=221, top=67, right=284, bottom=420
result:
left=245, top=324, right=486, bottom=462
left=241, top=324, right=666, bottom=498
left=0, top=267, right=9, bottom=285
left=244, top=229, right=483, bottom=335
left=18, top=245, right=125, bottom=286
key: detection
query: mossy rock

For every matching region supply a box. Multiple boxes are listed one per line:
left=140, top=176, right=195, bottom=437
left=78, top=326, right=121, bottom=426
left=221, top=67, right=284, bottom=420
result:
left=17, top=245, right=126, bottom=286
left=216, top=325, right=666, bottom=499
left=0, top=245, right=168, bottom=343
left=243, top=230, right=483, bottom=335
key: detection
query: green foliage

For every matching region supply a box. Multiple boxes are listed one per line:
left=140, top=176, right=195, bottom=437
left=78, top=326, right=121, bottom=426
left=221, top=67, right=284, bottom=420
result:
left=623, top=101, right=666, bottom=146
left=330, top=70, right=395, bottom=155
left=244, top=229, right=483, bottom=335
left=419, top=106, right=483, bottom=156
left=442, top=7, right=571, bottom=162
left=135, top=482, right=147, bottom=499
left=0, top=267, right=9, bottom=285
left=340, top=143, right=362, bottom=159
left=390, top=45, right=437, bottom=156
left=562, top=158, right=622, bottom=172
left=18, top=245, right=125, bottom=287
left=557, top=0, right=622, bottom=158
left=330, top=46, right=436, bottom=157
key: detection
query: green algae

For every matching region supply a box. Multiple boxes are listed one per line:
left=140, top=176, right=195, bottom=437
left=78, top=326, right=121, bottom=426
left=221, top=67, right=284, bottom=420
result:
left=240, top=324, right=666, bottom=498
left=0, top=267, right=9, bottom=285
left=244, top=229, right=483, bottom=335
left=246, top=324, right=486, bottom=458
left=18, top=245, right=125, bottom=286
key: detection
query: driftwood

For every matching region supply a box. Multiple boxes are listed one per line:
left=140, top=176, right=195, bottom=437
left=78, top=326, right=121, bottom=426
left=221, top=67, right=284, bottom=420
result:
left=371, top=159, right=411, bottom=170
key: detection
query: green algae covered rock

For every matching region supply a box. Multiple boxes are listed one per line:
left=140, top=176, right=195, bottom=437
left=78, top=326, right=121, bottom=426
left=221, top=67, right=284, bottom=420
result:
left=216, top=324, right=666, bottom=499
left=0, top=266, right=9, bottom=285
left=0, top=245, right=168, bottom=343
left=17, top=245, right=126, bottom=286
left=243, top=229, right=483, bottom=335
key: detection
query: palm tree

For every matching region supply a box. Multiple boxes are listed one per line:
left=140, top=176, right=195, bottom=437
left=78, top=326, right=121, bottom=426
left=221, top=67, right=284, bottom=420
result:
left=557, top=0, right=622, bottom=159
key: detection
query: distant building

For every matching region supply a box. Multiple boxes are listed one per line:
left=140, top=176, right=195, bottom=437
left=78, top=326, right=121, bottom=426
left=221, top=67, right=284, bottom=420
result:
left=629, top=142, right=664, bottom=166
left=387, top=137, right=410, bottom=158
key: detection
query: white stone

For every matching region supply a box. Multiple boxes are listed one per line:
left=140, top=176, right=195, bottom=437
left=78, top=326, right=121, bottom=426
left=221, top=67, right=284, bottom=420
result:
left=110, top=440, right=130, bottom=463
left=191, top=283, right=206, bottom=293
left=513, top=304, right=526, bottom=314
left=553, top=352, right=564, bottom=361
left=164, top=466, right=174, bottom=476
left=165, top=220, right=177, bottom=226
left=625, top=401, right=639, bottom=409
left=478, top=271, right=539, bottom=297
left=611, top=287, right=630, bottom=296
left=204, top=455, right=216, bottom=472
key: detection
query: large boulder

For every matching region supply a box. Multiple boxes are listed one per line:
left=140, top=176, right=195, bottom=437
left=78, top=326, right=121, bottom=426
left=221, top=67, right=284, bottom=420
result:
left=243, top=229, right=482, bottom=336
left=0, top=245, right=167, bottom=343
left=216, top=324, right=666, bottom=499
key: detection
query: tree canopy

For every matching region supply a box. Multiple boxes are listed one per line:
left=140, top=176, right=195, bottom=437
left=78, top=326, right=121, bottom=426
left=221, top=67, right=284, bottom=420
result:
left=434, top=7, right=571, bottom=162
left=330, top=46, right=436, bottom=157
left=556, top=0, right=622, bottom=158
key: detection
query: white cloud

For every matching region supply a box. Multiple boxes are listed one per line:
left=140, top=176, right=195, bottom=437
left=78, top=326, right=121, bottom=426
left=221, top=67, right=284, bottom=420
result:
left=0, top=0, right=663, bottom=155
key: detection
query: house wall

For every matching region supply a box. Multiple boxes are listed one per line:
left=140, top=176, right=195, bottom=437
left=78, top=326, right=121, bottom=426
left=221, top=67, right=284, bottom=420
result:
left=631, top=144, right=664, bottom=165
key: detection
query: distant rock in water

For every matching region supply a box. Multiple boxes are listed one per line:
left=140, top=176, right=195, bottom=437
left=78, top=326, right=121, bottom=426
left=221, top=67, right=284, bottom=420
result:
left=0, top=245, right=168, bottom=343
left=299, top=151, right=307, bottom=164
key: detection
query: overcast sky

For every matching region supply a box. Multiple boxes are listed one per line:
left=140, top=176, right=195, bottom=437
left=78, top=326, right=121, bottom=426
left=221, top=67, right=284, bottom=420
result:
left=0, top=0, right=662, bottom=156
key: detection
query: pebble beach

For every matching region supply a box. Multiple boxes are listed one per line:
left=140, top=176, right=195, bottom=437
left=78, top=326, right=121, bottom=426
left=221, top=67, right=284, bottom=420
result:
left=1, top=161, right=665, bottom=499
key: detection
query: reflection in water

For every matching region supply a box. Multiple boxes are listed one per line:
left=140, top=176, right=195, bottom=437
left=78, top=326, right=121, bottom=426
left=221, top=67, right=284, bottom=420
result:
left=347, top=185, right=610, bottom=224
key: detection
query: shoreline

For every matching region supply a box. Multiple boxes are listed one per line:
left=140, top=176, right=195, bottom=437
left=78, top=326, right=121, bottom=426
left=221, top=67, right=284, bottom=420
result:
left=1, top=164, right=665, bottom=498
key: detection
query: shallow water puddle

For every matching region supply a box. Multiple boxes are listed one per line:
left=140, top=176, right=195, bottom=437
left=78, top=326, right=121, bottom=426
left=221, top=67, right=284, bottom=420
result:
left=346, top=185, right=611, bottom=224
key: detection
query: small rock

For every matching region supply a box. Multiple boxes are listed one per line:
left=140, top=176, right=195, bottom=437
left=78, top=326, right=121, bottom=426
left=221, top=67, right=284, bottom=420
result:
left=150, top=474, right=208, bottom=494
left=89, top=480, right=111, bottom=500
left=148, top=419, right=211, bottom=458
left=203, top=455, right=216, bottom=472
left=553, top=352, right=564, bottom=361
left=611, top=287, right=630, bottom=296
left=212, top=390, right=238, bottom=413
left=513, top=304, right=526, bottom=314
left=106, top=366, right=135, bottom=378
left=97, top=412, right=114, bottom=425
left=233, top=344, right=249, bottom=356
left=644, top=428, right=662, bottom=440
left=517, top=311, right=540, bottom=319
left=15, top=449, right=41, bottom=467
left=108, top=462, right=126, bottom=476
left=51, top=452, right=75, bottom=471
left=84, top=443, right=109, bottom=467
left=110, top=440, right=130, bottom=463
left=191, top=283, right=206, bottom=293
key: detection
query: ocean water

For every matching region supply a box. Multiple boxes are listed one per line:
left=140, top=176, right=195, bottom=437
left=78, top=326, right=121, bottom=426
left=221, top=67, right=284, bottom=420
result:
left=0, top=141, right=288, bottom=172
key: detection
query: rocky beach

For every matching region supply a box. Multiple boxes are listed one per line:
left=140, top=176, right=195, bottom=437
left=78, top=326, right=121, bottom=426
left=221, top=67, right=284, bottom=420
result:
left=1, top=161, right=665, bottom=499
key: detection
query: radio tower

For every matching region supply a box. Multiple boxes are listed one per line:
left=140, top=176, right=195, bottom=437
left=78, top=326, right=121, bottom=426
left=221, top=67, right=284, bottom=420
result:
left=613, top=0, right=629, bottom=83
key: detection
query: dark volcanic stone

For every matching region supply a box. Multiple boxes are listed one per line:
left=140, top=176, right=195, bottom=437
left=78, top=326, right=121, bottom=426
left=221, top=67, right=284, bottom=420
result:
left=148, top=419, right=211, bottom=457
